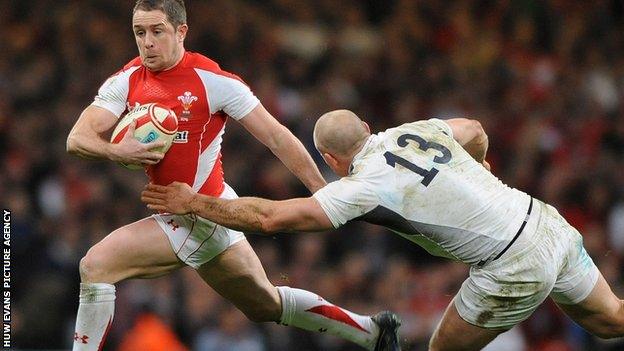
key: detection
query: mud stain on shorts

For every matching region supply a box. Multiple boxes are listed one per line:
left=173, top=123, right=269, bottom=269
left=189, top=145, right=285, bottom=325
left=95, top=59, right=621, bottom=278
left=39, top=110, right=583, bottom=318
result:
left=476, top=310, right=494, bottom=325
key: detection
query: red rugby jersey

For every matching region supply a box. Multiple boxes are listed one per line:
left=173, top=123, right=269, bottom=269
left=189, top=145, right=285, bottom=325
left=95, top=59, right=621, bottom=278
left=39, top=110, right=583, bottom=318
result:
left=92, top=52, right=260, bottom=196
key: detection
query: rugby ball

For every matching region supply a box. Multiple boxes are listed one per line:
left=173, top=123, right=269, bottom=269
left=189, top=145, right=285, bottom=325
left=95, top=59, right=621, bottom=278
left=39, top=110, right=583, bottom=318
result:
left=110, top=103, right=178, bottom=170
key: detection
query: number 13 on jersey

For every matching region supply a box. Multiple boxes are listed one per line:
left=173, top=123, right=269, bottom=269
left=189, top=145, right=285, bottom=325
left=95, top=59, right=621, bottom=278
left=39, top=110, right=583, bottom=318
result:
left=384, top=133, right=452, bottom=186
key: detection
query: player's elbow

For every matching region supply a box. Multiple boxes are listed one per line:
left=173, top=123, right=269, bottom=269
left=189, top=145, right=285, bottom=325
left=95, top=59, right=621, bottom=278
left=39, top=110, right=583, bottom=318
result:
left=260, top=212, right=299, bottom=234
left=247, top=206, right=280, bottom=234
left=266, top=125, right=293, bottom=152
left=259, top=217, right=282, bottom=234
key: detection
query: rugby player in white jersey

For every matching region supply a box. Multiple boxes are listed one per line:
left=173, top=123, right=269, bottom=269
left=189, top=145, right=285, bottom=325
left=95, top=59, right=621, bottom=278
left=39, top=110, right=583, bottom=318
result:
left=143, top=109, right=624, bottom=350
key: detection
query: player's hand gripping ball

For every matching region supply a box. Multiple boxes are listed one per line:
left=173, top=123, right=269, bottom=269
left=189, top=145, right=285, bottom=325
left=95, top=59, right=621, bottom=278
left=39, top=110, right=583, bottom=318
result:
left=110, top=103, right=178, bottom=170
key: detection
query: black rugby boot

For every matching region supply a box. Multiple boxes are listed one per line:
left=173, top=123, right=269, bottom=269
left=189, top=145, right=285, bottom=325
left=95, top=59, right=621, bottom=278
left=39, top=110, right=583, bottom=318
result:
left=372, top=311, right=401, bottom=351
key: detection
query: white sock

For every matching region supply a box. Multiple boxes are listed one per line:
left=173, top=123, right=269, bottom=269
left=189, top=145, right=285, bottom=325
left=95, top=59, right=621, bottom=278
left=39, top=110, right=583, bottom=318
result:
left=72, top=283, right=116, bottom=351
left=277, top=286, right=379, bottom=350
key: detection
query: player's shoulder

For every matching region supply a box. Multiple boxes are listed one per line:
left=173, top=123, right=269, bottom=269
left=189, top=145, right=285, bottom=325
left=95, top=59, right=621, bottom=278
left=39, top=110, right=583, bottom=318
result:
left=185, top=52, right=247, bottom=84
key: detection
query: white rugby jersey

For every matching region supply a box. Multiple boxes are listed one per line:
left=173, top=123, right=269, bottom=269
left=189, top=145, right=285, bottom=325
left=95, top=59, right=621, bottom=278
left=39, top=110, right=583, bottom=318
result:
left=313, top=119, right=532, bottom=266
left=92, top=52, right=260, bottom=196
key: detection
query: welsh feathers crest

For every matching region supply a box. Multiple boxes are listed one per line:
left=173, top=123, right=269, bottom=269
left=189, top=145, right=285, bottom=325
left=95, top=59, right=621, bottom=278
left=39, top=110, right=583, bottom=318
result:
left=177, top=91, right=198, bottom=121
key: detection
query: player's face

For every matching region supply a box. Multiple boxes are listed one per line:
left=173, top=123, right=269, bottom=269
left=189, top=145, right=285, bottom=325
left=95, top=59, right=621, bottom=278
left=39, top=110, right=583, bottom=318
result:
left=132, top=10, right=186, bottom=71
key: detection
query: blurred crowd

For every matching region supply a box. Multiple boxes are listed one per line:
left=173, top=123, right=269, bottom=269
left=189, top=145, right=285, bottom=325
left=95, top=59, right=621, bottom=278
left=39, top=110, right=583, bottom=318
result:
left=2, top=0, right=624, bottom=350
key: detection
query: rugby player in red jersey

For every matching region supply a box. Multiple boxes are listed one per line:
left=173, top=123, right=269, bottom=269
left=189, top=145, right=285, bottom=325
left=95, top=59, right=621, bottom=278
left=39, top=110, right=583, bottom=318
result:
left=67, top=1, right=400, bottom=350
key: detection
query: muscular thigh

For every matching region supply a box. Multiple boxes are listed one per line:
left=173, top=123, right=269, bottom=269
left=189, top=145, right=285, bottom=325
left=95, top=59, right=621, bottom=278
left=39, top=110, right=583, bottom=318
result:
left=556, top=268, right=622, bottom=338
left=548, top=211, right=621, bottom=336
left=83, top=217, right=183, bottom=283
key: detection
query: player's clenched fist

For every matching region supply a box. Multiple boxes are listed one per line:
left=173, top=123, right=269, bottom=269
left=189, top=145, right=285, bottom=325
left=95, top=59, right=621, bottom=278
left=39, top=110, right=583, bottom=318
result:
left=142, top=182, right=196, bottom=214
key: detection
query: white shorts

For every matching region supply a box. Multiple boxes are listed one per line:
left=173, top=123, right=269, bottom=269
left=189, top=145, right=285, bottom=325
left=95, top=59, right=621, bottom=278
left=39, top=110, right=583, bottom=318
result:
left=455, top=200, right=599, bottom=329
left=152, top=184, right=246, bottom=269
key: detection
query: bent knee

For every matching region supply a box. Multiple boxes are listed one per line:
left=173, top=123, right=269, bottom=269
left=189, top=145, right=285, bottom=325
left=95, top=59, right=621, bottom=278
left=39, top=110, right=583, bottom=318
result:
left=79, top=247, right=118, bottom=284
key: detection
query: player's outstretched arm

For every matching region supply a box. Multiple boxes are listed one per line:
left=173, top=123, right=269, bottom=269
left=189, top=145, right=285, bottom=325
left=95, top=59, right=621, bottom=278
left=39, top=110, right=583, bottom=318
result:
left=67, top=105, right=165, bottom=165
left=142, top=182, right=334, bottom=233
left=238, top=104, right=327, bottom=193
left=444, top=118, right=489, bottom=165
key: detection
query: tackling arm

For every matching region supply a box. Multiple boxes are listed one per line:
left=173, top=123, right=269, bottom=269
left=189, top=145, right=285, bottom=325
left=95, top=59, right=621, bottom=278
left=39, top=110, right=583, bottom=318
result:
left=444, top=118, right=489, bottom=165
left=238, top=104, right=327, bottom=193
left=142, top=182, right=334, bottom=233
left=66, top=105, right=165, bottom=165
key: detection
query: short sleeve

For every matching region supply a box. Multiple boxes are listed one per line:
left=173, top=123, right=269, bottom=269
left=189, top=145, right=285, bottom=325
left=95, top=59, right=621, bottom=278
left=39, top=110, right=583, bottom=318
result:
left=313, top=178, right=379, bottom=228
left=194, top=69, right=260, bottom=120
left=428, top=118, right=454, bottom=138
left=91, top=66, right=140, bottom=117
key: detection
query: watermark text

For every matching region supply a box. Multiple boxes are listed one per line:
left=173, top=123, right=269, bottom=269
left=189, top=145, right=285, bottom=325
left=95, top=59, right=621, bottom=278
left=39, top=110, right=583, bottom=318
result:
left=2, top=209, right=11, bottom=349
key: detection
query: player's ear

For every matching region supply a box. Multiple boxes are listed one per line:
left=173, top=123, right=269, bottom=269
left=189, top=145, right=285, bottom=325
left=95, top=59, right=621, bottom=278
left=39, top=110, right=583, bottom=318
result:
left=362, top=121, right=370, bottom=133
left=177, top=24, right=188, bottom=42
left=322, top=152, right=340, bottom=172
left=320, top=152, right=330, bottom=165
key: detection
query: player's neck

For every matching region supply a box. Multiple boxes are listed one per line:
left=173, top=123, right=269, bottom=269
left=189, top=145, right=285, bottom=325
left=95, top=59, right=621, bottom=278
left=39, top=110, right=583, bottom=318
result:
left=344, top=136, right=370, bottom=175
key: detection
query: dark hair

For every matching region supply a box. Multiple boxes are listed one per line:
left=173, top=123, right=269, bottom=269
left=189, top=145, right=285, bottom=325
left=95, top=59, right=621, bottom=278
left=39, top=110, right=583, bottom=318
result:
left=133, top=0, right=187, bottom=28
